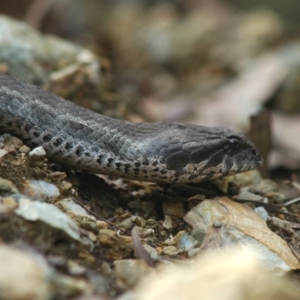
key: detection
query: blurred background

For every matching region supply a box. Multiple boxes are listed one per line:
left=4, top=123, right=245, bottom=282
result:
left=1, top=0, right=300, bottom=180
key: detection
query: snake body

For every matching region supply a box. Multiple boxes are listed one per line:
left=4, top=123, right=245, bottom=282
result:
left=0, top=73, right=262, bottom=183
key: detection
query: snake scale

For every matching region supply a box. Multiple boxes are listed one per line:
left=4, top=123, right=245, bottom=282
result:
left=0, top=73, right=262, bottom=183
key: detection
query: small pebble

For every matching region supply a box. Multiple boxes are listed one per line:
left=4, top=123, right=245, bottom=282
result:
left=0, top=245, right=51, bottom=300
left=0, top=149, right=8, bottom=159
left=29, top=146, right=46, bottom=161
left=0, top=178, right=19, bottom=194
left=96, top=221, right=110, bottom=229
left=88, top=232, right=97, bottom=242
left=237, top=190, right=265, bottom=202
left=255, top=206, right=270, bottom=221
left=19, top=145, right=31, bottom=153
left=60, top=181, right=72, bottom=192
left=28, top=180, right=60, bottom=199
left=2, top=197, right=18, bottom=209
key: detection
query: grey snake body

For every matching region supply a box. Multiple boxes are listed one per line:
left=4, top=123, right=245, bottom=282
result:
left=0, top=73, right=262, bottom=183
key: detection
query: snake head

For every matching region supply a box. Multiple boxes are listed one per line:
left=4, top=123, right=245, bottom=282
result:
left=148, top=123, right=263, bottom=183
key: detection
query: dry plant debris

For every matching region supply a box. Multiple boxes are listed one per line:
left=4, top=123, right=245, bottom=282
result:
left=0, top=4, right=300, bottom=300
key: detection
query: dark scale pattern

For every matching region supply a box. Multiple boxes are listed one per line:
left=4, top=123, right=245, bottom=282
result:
left=0, top=73, right=263, bottom=183
left=42, top=133, right=52, bottom=142
left=65, top=142, right=73, bottom=150
left=75, top=146, right=84, bottom=157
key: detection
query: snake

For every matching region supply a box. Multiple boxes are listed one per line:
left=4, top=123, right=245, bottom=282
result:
left=0, top=72, right=262, bottom=183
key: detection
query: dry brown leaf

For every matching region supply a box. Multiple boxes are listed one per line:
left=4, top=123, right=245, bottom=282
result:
left=184, top=197, right=300, bottom=271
